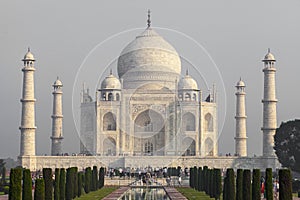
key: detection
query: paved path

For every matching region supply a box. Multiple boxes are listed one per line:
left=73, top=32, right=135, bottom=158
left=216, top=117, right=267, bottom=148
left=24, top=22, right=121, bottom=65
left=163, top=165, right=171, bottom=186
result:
left=164, top=187, right=187, bottom=200
left=0, top=195, right=8, bottom=200
left=102, top=186, right=129, bottom=200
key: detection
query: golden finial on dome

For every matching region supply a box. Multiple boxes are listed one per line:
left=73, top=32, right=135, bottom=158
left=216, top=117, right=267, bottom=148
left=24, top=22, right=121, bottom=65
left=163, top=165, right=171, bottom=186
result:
left=147, top=9, right=151, bottom=28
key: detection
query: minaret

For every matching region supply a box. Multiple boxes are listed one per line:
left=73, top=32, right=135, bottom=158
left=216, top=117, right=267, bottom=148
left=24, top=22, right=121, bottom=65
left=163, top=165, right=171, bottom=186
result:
left=51, top=77, right=64, bottom=155
left=19, top=48, right=36, bottom=156
left=235, top=78, right=247, bottom=157
left=262, top=49, right=277, bottom=157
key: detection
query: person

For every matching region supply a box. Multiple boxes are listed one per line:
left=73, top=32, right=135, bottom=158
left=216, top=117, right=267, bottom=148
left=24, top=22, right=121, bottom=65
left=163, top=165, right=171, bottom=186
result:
left=273, top=179, right=279, bottom=199
left=178, top=176, right=182, bottom=186
left=166, top=176, right=170, bottom=186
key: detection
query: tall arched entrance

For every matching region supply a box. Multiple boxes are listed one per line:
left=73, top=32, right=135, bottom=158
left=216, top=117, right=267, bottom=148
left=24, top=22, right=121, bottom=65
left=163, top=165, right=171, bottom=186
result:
left=103, top=137, right=116, bottom=156
left=181, top=137, right=196, bottom=156
left=134, top=109, right=165, bottom=156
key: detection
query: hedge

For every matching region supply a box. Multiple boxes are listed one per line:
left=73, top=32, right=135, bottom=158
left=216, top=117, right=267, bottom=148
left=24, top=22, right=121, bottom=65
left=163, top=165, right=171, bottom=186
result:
left=34, top=179, right=45, bottom=200
left=22, top=169, right=32, bottom=200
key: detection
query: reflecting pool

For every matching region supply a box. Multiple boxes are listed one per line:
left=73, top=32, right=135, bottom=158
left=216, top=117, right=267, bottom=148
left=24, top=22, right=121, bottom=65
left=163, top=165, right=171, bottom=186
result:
left=120, top=187, right=170, bottom=200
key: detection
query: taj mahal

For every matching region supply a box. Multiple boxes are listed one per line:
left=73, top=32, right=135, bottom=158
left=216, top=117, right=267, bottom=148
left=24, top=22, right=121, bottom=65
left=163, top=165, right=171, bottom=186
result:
left=18, top=12, right=280, bottom=171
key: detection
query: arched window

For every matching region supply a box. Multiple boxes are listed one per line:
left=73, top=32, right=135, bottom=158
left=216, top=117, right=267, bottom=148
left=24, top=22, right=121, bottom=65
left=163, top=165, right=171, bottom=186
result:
left=185, top=93, right=191, bottom=101
left=116, top=93, right=120, bottom=101
left=205, top=113, right=213, bottom=132
left=102, top=93, right=106, bottom=100
left=108, top=93, right=113, bottom=101
left=183, top=112, right=196, bottom=131
left=144, top=141, right=153, bottom=154
left=193, top=93, right=197, bottom=101
left=103, top=112, right=116, bottom=131
left=182, top=137, right=196, bottom=156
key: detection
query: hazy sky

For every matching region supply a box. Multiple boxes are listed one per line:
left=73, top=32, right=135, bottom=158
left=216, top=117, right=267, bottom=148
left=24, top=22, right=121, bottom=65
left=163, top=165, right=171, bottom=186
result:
left=1, top=0, right=300, bottom=159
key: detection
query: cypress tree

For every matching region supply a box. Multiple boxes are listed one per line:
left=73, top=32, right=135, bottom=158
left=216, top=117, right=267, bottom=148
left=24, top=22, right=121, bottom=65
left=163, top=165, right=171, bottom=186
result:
left=243, top=169, right=252, bottom=200
left=34, top=179, right=45, bottom=200
left=214, top=168, right=222, bottom=200
left=77, top=172, right=83, bottom=197
left=99, top=167, right=105, bottom=189
left=207, top=169, right=211, bottom=195
left=236, top=169, right=243, bottom=200
left=197, top=167, right=201, bottom=191
left=194, top=166, right=198, bottom=190
left=203, top=166, right=208, bottom=193
left=198, top=167, right=203, bottom=191
left=223, top=176, right=228, bottom=200
left=9, top=168, right=22, bottom=200
left=189, top=167, right=193, bottom=188
left=91, top=166, right=98, bottom=191
left=226, top=168, right=235, bottom=200
left=252, top=169, right=261, bottom=200
left=54, top=168, right=60, bottom=200
left=279, top=169, right=292, bottom=200
left=211, top=169, right=215, bottom=198
left=43, top=168, right=53, bottom=200
left=2, top=166, right=6, bottom=185
left=265, top=168, right=273, bottom=200
left=59, top=168, right=66, bottom=200
left=22, top=169, right=32, bottom=200
left=73, top=167, right=78, bottom=199
left=65, top=168, right=74, bottom=200
left=84, top=167, right=92, bottom=194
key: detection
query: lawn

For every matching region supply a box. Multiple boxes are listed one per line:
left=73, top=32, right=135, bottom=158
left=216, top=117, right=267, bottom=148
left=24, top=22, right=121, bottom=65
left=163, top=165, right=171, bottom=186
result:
left=74, top=187, right=117, bottom=200
left=176, top=187, right=215, bottom=200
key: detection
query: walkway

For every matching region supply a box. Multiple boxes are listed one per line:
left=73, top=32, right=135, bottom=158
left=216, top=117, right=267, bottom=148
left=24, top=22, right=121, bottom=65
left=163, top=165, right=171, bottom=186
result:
left=102, top=186, right=129, bottom=200
left=164, top=187, right=187, bottom=200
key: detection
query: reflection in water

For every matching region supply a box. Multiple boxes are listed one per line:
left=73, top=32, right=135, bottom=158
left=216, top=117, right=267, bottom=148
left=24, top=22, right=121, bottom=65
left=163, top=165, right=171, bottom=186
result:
left=121, top=187, right=170, bottom=200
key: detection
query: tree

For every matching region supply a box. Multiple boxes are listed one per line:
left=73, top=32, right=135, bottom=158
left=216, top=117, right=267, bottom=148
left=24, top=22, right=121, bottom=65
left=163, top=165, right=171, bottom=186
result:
left=43, top=168, right=53, bottom=200
left=236, top=169, right=243, bottom=200
left=66, top=168, right=74, bottom=200
left=9, top=168, right=22, bottom=200
left=243, top=169, right=252, bottom=200
left=279, top=169, right=292, bottom=200
left=73, top=167, right=78, bottom=199
left=2, top=166, right=6, bottom=185
left=226, top=168, right=235, bottom=200
left=34, top=179, right=45, bottom=200
left=54, top=168, right=60, bottom=200
left=59, top=168, right=66, bottom=200
left=265, top=168, right=273, bottom=200
left=22, top=169, right=32, bottom=200
left=91, top=166, right=98, bottom=191
left=274, top=119, right=300, bottom=172
left=0, top=159, right=5, bottom=185
left=252, top=169, right=261, bottom=200
left=77, top=172, right=83, bottom=197
left=214, top=168, right=222, bottom=200
left=98, top=167, right=105, bottom=189
left=84, top=167, right=92, bottom=194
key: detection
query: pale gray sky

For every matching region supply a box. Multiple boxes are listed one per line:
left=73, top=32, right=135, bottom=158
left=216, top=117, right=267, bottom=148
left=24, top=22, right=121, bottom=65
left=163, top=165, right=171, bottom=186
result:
left=1, top=0, right=300, bottom=158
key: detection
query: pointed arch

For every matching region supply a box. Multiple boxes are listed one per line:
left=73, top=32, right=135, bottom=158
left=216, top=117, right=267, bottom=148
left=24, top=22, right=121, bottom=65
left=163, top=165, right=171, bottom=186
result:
left=181, top=137, right=195, bottom=156
left=183, top=112, right=196, bottom=131
left=103, top=112, right=116, bottom=131
left=204, top=137, right=214, bottom=156
left=107, top=93, right=113, bottom=101
left=205, top=113, right=213, bottom=132
left=103, top=137, right=116, bottom=155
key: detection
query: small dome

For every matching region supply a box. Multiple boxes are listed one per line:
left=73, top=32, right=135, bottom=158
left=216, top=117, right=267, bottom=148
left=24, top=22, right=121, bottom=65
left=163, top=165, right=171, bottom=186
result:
left=101, top=73, right=121, bottom=90
left=23, top=48, right=35, bottom=61
left=236, top=79, right=245, bottom=87
left=53, top=77, right=63, bottom=87
left=178, top=74, right=198, bottom=90
left=263, top=49, right=275, bottom=61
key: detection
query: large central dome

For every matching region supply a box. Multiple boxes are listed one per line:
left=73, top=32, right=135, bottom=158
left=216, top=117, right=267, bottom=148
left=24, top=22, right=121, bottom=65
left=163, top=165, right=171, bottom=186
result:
left=117, top=27, right=181, bottom=89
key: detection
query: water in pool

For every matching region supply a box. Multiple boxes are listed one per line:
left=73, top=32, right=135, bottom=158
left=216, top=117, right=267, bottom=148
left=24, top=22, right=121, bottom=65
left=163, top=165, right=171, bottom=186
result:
left=120, top=187, right=170, bottom=200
